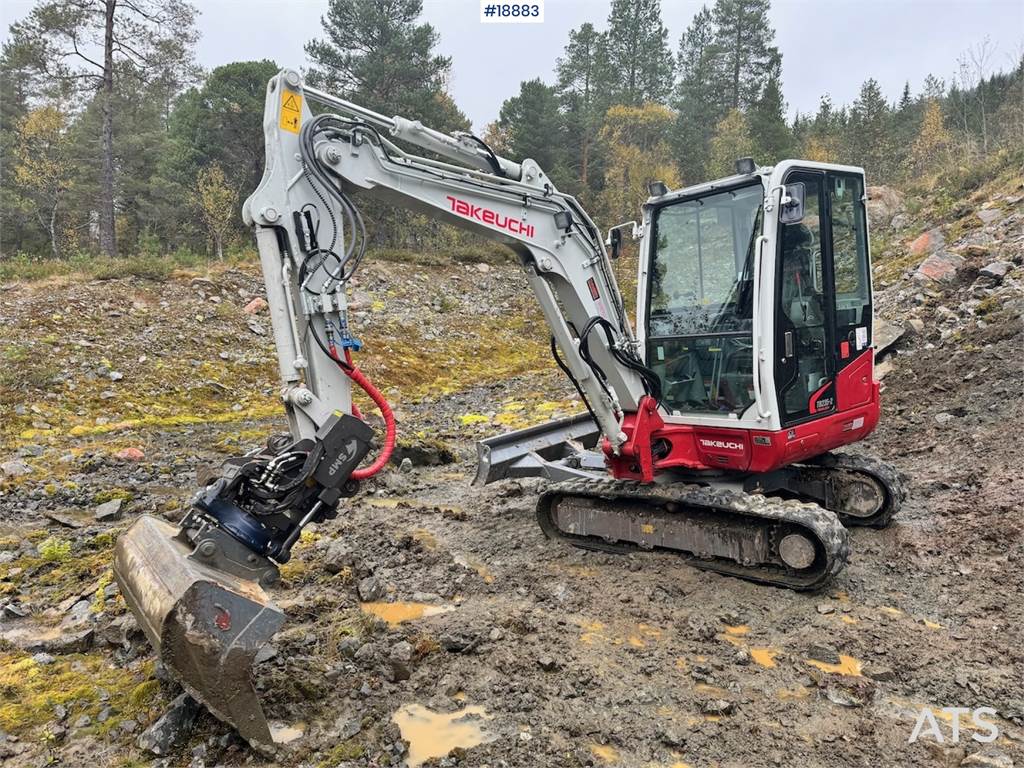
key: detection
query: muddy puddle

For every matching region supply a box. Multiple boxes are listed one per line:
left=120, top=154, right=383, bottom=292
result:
left=360, top=601, right=454, bottom=626
left=392, top=704, right=494, bottom=767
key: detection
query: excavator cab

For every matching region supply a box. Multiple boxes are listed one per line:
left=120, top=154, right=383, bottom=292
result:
left=637, top=161, right=878, bottom=471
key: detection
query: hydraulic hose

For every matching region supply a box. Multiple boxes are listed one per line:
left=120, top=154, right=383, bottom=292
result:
left=340, top=348, right=396, bottom=480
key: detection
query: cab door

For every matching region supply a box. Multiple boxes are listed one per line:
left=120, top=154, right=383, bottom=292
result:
left=774, top=170, right=834, bottom=426
left=773, top=169, right=873, bottom=427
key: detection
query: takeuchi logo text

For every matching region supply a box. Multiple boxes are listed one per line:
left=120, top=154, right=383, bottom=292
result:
left=445, top=196, right=535, bottom=238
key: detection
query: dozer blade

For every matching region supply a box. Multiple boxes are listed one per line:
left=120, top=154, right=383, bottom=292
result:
left=113, top=515, right=285, bottom=749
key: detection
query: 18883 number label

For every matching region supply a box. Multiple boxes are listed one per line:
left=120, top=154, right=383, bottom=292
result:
left=480, top=1, right=544, bottom=23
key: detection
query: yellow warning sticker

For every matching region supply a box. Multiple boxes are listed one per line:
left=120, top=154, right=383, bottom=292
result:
left=280, top=91, right=302, bottom=134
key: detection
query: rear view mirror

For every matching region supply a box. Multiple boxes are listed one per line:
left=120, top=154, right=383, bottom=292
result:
left=780, top=182, right=805, bottom=224
left=608, top=227, right=623, bottom=259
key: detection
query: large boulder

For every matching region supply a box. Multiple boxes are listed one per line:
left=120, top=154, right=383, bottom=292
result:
left=866, top=186, right=906, bottom=229
left=915, top=250, right=965, bottom=283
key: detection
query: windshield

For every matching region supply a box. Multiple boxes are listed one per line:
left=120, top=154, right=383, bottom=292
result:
left=646, top=182, right=764, bottom=415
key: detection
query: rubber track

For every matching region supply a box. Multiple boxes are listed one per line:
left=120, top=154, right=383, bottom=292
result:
left=537, top=478, right=849, bottom=591
left=799, top=453, right=907, bottom=529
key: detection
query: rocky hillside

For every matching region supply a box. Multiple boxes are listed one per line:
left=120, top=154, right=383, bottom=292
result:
left=0, top=170, right=1021, bottom=768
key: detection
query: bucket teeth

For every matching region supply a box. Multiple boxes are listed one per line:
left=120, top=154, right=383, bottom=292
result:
left=114, top=515, right=285, bottom=748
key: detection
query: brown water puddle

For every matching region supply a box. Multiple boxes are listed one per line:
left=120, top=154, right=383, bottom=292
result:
left=360, top=601, right=453, bottom=626
left=269, top=723, right=304, bottom=744
left=805, top=654, right=863, bottom=676
left=717, top=624, right=779, bottom=668
left=454, top=552, right=495, bottom=583
left=392, top=704, right=494, bottom=767
left=591, top=744, right=620, bottom=763
left=749, top=648, right=779, bottom=668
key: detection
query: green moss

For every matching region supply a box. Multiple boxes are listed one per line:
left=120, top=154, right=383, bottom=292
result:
left=92, top=570, right=114, bottom=613
left=93, top=488, right=134, bottom=505
left=318, top=740, right=366, bottom=767
left=0, top=652, right=158, bottom=734
left=977, top=295, right=1000, bottom=315
left=38, top=538, right=71, bottom=563
left=128, top=679, right=161, bottom=708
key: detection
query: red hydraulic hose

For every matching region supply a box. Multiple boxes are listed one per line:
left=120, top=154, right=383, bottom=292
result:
left=340, top=348, right=396, bottom=480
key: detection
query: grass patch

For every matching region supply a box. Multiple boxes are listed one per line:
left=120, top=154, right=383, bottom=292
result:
left=0, top=249, right=255, bottom=283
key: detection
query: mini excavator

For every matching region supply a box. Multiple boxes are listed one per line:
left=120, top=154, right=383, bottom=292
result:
left=113, top=69, right=904, bottom=748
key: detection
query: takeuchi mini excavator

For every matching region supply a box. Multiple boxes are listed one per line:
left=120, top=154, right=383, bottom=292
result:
left=113, top=69, right=905, bottom=748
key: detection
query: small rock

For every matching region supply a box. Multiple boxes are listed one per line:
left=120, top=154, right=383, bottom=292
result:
left=399, top=457, right=413, bottom=474
left=73, top=714, right=91, bottom=728
left=32, top=652, right=56, bottom=665
left=904, top=318, right=925, bottom=336
left=247, top=320, right=267, bottom=336
left=960, top=243, right=993, bottom=258
left=389, top=641, right=414, bottom=681
left=44, top=511, right=86, bottom=529
left=99, top=390, right=117, bottom=400
left=115, top=447, right=145, bottom=462
left=657, top=725, right=687, bottom=748
left=874, top=320, right=905, bottom=355
left=108, top=371, right=123, bottom=382
left=537, top=656, right=558, bottom=672
left=354, top=643, right=376, bottom=662
left=137, top=693, right=200, bottom=756
left=976, top=208, right=1002, bottom=226
left=332, top=711, right=362, bottom=741
left=0, top=460, right=31, bottom=477
left=699, top=699, right=735, bottom=716
left=357, top=576, right=384, bottom=602
left=862, top=663, right=896, bottom=682
left=961, top=751, right=1014, bottom=768
left=816, top=603, right=835, bottom=615
left=94, top=499, right=124, bottom=522
left=243, top=297, right=269, bottom=315
left=475, top=263, right=491, bottom=273
left=935, top=412, right=956, bottom=425
left=254, top=644, right=278, bottom=664
left=324, top=540, right=355, bottom=574
left=978, top=260, right=1012, bottom=285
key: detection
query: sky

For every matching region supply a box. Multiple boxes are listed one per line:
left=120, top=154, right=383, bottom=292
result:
left=2, top=0, right=1022, bottom=132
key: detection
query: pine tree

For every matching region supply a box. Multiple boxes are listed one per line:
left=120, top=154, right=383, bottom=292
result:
left=801, top=95, right=845, bottom=163
left=710, top=0, right=780, bottom=110
left=306, top=0, right=466, bottom=132
left=604, top=0, right=675, bottom=106
left=497, top=79, right=569, bottom=184
left=556, top=23, right=611, bottom=197
left=847, top=78, right=894, bottom=182
left=708, top=109, right=756, bottom=177
left=748, top=67, right=793, bottom=163
left=671, top=6, right=723, bottom=182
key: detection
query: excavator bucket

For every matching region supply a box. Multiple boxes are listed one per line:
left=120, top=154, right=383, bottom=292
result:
left=113, top=515, right=285, bottom=749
